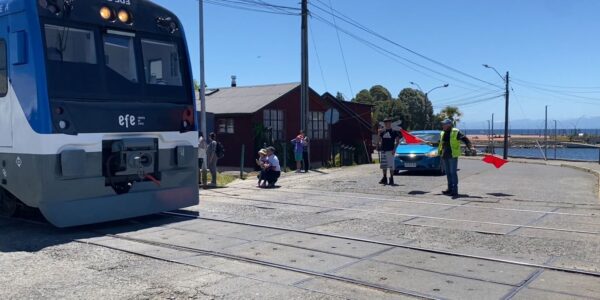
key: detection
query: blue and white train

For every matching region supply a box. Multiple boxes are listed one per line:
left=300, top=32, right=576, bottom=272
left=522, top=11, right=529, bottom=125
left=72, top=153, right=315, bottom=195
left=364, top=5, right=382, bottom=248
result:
left=0, top=0, right=199, bottom=227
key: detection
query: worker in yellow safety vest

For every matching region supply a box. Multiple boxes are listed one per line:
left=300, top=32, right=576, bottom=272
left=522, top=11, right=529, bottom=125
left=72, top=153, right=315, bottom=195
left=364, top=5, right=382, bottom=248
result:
left=438, top=119, right=475, bottom=198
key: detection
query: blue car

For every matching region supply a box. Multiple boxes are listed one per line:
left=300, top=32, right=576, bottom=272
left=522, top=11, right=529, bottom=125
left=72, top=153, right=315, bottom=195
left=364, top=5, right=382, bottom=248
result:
left=394, top=130, right=445, bottom=175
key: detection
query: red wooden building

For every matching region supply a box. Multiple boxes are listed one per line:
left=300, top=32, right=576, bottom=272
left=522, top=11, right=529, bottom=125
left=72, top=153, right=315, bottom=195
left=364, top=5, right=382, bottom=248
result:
left=201, top=83, right=373, bottom=168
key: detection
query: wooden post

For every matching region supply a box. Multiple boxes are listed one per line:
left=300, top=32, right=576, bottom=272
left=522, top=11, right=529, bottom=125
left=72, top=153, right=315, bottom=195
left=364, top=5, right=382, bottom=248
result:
left=282, top=142, right=287, bottom=173
left=240, top=144, right=245, bottom=179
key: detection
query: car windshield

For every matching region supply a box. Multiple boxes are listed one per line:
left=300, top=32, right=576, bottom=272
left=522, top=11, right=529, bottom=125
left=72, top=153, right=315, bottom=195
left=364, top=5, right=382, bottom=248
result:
left=400, top=132, right=440, bottom=144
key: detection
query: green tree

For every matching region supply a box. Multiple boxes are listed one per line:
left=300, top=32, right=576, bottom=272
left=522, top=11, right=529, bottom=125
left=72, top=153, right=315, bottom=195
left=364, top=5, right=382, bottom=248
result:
left=397, top=88, right=434, bottom=130
left=373, top=99, right=409, bottom=127
left=352, top=89, right=373, bottom=104
left=369, top=85, right=392, bottom=102
left=438, top=106, right=463, bottom=126
left=335, top=92, right=346, bottom=101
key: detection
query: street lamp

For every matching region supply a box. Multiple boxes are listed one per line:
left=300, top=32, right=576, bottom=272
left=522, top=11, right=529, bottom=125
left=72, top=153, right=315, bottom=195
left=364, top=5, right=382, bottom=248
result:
left=409, top=81, right=423, bottom=92
left=483, top=64, right=510, bottom=160
left=410, top=82, right=450, bottom=129
left=426, top=83, right=450, bottom=96
left=411, top=82, right=450, bottom=97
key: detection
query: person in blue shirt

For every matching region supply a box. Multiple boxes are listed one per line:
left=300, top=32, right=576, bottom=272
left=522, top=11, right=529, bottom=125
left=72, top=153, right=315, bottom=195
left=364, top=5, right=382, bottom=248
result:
left=291, top=131, right=305, bottom=173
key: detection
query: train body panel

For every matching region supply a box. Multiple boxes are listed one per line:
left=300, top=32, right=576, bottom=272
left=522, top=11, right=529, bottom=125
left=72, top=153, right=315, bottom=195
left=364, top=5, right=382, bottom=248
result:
left=0, top=0, right=200, bottom=226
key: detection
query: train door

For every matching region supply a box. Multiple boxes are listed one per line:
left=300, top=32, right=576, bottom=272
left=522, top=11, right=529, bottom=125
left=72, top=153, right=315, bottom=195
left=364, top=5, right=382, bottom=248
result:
left=0, top=18, right=11, bottom=147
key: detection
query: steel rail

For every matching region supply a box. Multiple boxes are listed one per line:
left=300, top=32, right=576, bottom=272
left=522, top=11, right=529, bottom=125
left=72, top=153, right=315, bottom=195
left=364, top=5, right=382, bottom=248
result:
left=162, top=211, right=600, bottom=278
left=3, top=215, right=437, bottom=299
left=97, top=232, right=438, bottom=299
left=213, top=186, right=600, bottom=216
left=198, top=194, right=600, bottom=235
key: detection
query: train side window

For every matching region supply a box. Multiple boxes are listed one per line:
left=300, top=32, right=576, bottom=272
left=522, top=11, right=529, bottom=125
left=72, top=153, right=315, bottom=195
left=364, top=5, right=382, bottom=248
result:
left=0, top=40, right=7, bottom=97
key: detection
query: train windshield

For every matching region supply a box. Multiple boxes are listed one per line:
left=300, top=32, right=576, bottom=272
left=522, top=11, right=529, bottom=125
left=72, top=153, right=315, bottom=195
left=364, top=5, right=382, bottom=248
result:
left=45, top=25, right=97, bottom=64
left=43, top=24, right=189, bottom=104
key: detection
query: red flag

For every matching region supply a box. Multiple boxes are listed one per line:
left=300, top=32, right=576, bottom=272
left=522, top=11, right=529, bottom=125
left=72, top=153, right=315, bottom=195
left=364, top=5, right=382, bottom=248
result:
left=482, top=154, right=508, bottom=169
left=400, top=129, right=425, bottom=144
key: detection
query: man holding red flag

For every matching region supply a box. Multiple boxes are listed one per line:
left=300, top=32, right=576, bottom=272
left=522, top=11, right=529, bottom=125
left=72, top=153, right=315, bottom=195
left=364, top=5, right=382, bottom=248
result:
left=438, top=119, right=475, bottom=198
left=378, top=118, right=401, bottom=185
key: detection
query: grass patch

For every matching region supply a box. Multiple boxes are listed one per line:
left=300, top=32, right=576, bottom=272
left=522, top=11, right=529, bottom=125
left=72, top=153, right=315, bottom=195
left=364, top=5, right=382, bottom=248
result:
left=203, top=173, right=237, bottom=187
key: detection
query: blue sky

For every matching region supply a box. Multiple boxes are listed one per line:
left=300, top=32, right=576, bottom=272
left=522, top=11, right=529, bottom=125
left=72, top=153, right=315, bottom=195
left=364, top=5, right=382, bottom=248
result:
left=153, top=0, right=600, bottom=129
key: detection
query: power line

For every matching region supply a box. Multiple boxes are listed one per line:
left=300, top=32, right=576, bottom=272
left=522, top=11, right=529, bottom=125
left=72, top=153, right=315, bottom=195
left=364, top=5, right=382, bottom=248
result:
left=434, top=89, right=504, bottom=105
left=309, top=23, right=328, bottom=91
left=310, top=12, right=496, bottom=91
left=512, top=81, right=600, bottom=101
left=310, top=0, right=503, bottom=89
left=204, top=0, right=299, bottom=15
left=327, top=0, right=354, bottom=97
left=512, top=77, right=600, bottom=91
left=433, top=94, right=504, bottom=108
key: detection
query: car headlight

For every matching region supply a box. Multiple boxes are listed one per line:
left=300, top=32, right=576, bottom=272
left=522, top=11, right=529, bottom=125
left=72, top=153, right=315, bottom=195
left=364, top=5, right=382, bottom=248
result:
left=425, top=150, right=439, bottom=158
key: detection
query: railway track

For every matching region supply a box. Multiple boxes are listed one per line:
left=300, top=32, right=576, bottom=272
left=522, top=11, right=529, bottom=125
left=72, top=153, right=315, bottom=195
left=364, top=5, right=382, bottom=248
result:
left=198, top=192, right=600, bottom=235
left=93, top=230, right=436, bottom=299
left=219, top=186, right=600, bottom=214
left=161, top=211, right=600, bottom=279
left=2, top=215, right=432, bottom=299
left=4, top=211, right=600, bottom=299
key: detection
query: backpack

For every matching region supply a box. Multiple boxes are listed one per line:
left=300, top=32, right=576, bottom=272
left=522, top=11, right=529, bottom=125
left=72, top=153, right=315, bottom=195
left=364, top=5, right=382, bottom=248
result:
left=215, top=142, right=225, bottom=159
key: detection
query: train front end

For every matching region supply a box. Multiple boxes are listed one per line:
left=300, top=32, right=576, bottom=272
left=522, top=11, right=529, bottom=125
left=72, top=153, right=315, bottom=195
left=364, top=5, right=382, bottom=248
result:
left=2, top=0, right=199, bottom=227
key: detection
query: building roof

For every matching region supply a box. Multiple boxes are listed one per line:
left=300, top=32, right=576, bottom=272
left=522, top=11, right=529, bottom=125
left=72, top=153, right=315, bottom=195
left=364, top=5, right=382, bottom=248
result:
left=197, top=82, right=300, bottom=114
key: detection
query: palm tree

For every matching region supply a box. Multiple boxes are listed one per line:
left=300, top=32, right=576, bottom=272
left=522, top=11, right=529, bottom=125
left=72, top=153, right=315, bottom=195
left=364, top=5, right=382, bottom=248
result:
left=439, top=106, right=463, bottom=125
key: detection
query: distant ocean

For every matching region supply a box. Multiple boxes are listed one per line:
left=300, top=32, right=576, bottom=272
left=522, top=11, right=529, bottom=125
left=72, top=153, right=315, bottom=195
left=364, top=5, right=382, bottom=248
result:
left=480, top=147, right=600, bottom=162
left=463, top=129, right=600, bottom=136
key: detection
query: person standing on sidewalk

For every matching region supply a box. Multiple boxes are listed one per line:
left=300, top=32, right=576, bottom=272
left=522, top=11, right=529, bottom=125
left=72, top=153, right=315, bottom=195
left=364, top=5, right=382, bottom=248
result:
left=378, top=118, right=400, bottom=185
left=206, top=132, right=219, bottom=187
left=198, top=132, right=206, bottom=184
left=438, top=119, right=475, bottom=198
left=302, top=135, right=310, bottom=173
left=291, top=131, right=305, bottom=173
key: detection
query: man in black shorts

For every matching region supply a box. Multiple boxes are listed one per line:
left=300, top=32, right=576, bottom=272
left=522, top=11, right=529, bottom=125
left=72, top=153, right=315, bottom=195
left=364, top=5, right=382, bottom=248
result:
left=378, top=118, right=400, bottom=185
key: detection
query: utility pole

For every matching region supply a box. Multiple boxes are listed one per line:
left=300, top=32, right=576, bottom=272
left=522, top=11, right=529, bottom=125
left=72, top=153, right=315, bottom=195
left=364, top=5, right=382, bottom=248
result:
left=503, top=72, right=510, bottom=160
left=491, top=113, right=495, bottom=154
left=554, top=120, right=557, bottom=160
left=544, top=105, right=548, bottom=160
left=300, top=0, right=309, bottom=133
left=199, top=0, right=208, bottom=186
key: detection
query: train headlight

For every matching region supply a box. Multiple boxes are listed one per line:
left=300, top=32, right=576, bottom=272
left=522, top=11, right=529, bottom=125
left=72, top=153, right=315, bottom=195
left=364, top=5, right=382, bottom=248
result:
left=118, top=9, right=132, bottom=24
left=100, top=6, right=114, bottom=21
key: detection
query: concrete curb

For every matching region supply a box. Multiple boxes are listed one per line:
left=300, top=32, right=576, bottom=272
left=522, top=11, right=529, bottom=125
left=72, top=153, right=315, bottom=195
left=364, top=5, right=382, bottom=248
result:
left=461, top=156, right=600, bottom=199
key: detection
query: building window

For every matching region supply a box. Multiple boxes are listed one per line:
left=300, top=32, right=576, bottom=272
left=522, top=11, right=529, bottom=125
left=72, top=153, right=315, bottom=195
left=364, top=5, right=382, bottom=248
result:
left=308, top=111, right=328, bottom=140
left=263, top=109, right=284, bottom=141
left=218, top=118, right=234, bottom=134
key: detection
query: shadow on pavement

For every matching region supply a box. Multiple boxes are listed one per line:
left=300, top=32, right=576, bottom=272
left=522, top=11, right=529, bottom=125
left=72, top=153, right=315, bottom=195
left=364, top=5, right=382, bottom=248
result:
left=397, top=170, right=445, bottom=177
left=453, top=194, right=484, bottom=199
left=487, top=192, right=515, bottom=197
left=0, top=212, right=190, bottom=254
left=408, top=190, right=430, bottom=195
